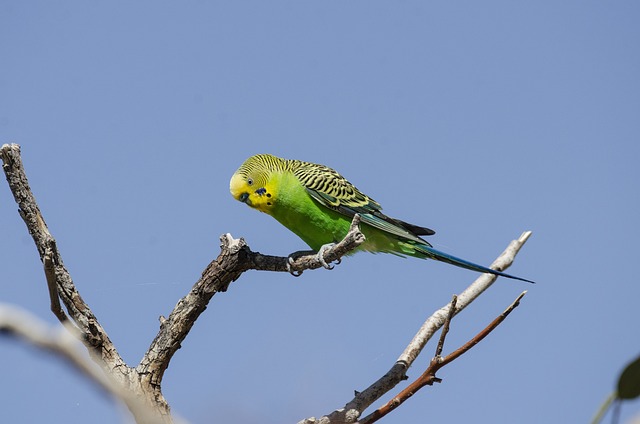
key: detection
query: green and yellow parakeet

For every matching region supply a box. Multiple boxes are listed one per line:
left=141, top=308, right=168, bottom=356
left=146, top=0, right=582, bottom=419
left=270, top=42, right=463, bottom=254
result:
left=230, top=154, right=533, bottom=283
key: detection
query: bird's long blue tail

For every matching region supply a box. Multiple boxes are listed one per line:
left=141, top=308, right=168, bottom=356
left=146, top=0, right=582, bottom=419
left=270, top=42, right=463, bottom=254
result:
left=416, top=243, right=535, bottom=284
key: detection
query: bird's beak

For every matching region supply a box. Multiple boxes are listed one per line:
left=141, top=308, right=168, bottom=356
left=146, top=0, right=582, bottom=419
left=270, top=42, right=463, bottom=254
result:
left=239, top=192, right=249, bottom=203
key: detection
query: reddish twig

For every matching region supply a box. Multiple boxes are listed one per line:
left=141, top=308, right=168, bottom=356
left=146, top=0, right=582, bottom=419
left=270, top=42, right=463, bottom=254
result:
left=301, top=233, right=532, bottom=424
left=359, top=291, right=527, bottom=424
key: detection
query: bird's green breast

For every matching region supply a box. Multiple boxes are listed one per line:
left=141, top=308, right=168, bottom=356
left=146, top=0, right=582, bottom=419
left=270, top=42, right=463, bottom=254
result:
left=268, top=171, right=352, bottom=251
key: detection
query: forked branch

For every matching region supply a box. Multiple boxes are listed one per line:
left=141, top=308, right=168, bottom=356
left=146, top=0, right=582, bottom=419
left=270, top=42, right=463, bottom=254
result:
left=299, top=232, right=532, bottom=424
left=1, top=143, right=531, bottom=424
left=359, top=291, right=527, bottom=424
left=1, top=142, right=366, bottom=423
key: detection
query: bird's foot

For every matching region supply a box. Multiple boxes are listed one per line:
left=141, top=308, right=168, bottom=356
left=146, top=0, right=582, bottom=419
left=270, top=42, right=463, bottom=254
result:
left=286, top=255, right=304, bottom=277
left=286, top=244, right=340, bottom=276
left=316, top=243, right=338, bottom=270
left=286, top=249, right=317, bottom=277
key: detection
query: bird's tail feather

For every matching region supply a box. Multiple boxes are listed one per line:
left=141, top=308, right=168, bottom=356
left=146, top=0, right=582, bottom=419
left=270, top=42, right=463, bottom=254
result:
left=416, top=243, right=535, bottom=284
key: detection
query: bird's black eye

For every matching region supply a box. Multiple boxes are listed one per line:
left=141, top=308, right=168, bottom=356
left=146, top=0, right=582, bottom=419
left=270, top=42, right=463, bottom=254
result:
left=247, top=178, right=253, bottom=186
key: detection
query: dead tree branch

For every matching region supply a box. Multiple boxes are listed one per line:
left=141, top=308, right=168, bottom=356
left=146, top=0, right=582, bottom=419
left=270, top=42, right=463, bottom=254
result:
left=1, top=144, right=125, bottom=366
left=299, top=232, right=532, bottom=424
left=2, top=143, right=531, bottom=423
left=137, top=220, right=365, bottom=390
left=359, top=291, right=527, bottom=424
left=0, top=303, right=170, bottom=423
left=0, top=143, right=365, bottom=423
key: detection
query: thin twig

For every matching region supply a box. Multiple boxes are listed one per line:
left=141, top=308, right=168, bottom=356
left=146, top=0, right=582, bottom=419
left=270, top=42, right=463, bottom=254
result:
left=435, top=295, right=457, bottom=357
left=300, top=233, right=532, bottom=424
left=439, top=290, right=526, bottom=366
left=359, top=291, right=527, bottom=424
left=591, top=391, right=617, bottom=424
left=398, top=232, right=532, bottom=366
left=43, top=248, right=69, bottom=323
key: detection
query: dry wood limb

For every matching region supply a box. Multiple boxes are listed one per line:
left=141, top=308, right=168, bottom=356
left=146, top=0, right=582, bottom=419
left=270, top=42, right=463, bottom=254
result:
left=359, top=291, right=527, bottom=424
left=398, top=231, right=532, bottom=366
left=0, top=303, right=168, bottom=423
left=138, top=216, right=366, bottom=385
left=2, top=142, right=366, bottom=423
left=0, top=303, right=117, bottom=395
left=0, top=144, right=124, bottom=367
left=299, top=232, right=532, bottom=424
left=2, top=143, right=529, bottom=424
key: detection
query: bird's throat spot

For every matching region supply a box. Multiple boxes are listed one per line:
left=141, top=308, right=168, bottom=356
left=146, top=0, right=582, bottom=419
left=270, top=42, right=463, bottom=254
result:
left=254, top=187, right=273, bottom=207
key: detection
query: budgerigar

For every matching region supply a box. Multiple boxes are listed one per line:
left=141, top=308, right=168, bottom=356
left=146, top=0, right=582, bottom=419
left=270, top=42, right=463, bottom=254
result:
left=230, top=154, right=533, bottom=283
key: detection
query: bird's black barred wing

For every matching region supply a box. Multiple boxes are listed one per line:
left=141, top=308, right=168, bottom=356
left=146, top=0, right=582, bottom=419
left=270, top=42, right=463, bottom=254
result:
left=291, top=161, right=434, bottom=243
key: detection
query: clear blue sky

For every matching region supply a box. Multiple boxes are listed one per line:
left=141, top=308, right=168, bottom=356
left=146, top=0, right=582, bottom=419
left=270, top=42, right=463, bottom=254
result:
left=2, top=2, right=639, bottom=423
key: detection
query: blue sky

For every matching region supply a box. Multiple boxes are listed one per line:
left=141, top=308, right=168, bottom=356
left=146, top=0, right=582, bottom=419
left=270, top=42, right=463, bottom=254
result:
left=2, top=1, right=639, bottom=423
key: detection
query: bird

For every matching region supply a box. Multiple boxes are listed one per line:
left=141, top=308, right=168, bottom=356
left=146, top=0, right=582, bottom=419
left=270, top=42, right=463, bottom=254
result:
left=229, top=154, right=534, bottom=283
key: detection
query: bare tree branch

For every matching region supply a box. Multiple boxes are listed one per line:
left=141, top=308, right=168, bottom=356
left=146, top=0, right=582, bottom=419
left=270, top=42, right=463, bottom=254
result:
left=359, top=291, right=527, bottom=424
left=1, top=143, right=366, bottom=423
left=1, top=144, right=125, bottom=367
left=138, top=217, right=366, bottom=386
left=398, top=231, right=532, bottom=367
left=2, top=143, right=531, bottom=424
left=299, top=232, right=532, bottom=424
left=0, top=303, right=119, bottom=398
left=0, top=303, right=174, bottom=424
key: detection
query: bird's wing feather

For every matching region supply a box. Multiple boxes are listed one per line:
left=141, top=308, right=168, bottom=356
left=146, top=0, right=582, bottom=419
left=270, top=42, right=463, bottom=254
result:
left=295, top=163, right=431, bottom=243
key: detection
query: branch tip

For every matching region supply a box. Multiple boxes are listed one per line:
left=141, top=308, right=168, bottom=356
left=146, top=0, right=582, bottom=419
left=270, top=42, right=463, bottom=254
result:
left=359, top=290, right=528, bottom=424
left=307, top=231, right=532, bottom=424
left=518, top=231, right=532, bottom=243
left=220, top=233, right=246, bottom=253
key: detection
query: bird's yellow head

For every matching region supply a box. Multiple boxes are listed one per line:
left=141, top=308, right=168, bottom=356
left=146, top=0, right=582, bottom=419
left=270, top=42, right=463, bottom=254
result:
left=230, top=154, right=282, bottom=213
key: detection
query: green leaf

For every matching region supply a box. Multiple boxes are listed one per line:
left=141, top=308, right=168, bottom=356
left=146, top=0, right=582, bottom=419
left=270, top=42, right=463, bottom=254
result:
left=617, top=354, right=640, bottom=400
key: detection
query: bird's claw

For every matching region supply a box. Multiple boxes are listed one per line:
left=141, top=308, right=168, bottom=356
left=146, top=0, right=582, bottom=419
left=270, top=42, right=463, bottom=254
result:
left=286, top=243, right=339, bottom=275
left=316, top=243, right=337, bottom=270
left=286, top=256, right=303, bottom=277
